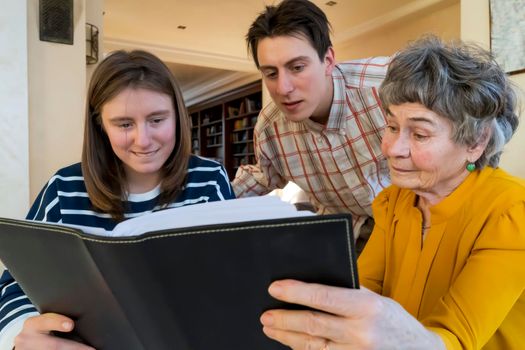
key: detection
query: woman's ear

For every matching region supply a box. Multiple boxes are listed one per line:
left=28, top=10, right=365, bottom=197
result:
left=468, top=127, right=492, bottom=162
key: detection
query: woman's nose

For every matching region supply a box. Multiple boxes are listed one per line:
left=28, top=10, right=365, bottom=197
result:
left=385, top=133, right=410, bottom=158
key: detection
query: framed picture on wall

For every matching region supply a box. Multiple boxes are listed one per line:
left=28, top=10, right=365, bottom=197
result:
left=489, top=0, right=525, bottom=75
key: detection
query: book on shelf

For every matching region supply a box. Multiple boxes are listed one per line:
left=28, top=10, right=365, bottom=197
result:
left=245, top=97, right=257, bottom=112
left=238, top=100, right=246, bottom=115
left=227, top=106, right=240, bottom=117
left=191, top=139, right=199, bottom=150
left=233, top=120, right=240, bottom=130
left=0, top=196, right=358, bottom=350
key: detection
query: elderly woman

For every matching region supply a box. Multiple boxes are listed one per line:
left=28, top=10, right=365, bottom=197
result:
left=260, top=36, right=525, bottom=349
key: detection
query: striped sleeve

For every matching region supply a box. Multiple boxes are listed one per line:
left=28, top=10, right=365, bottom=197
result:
left=26, top=175, right=64, bottom=222
left=184, top=156, right=236, bottom=203
left=0, top=176, right=64, bottom=345
left=0, top=269, right=39, bottom=348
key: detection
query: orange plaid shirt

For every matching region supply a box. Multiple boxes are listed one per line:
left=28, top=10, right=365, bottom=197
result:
left=233, top=57, right=391, bottom=237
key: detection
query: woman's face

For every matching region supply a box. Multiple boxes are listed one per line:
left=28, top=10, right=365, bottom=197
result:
left=100, top=87, right=176, bottom=192
left=381, top=103, right=476, bottom=197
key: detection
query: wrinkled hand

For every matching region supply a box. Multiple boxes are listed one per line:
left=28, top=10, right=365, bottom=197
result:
left=260, top=280, right=445, bottom=350
left=14, top=313, right=95, bottom=350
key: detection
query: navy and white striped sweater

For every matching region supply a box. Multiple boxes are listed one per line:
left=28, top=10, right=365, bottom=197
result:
left=0, top=155, right=234, bottom=344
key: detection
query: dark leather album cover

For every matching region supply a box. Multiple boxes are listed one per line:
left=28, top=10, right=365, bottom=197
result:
left=0, top=214, right=358, bottom=349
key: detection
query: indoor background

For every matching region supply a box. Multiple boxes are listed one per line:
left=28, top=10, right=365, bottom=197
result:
left=1, top=0, right=524, bottom=221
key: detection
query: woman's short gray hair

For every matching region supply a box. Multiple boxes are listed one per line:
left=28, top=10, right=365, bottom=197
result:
left=379, top=35, right=519, bottom=168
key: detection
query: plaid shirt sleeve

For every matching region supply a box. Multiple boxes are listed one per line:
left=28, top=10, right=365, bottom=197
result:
left=232, top=110, right=288, bottom=197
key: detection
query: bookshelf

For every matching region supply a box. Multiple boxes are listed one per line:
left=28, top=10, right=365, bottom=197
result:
left=188, top=81, right=262, bottom=180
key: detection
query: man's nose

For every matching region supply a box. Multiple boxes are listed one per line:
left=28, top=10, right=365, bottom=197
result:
left=276, top=73, right=294, bottom=95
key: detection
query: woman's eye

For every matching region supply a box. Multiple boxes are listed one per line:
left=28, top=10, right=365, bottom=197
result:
left=119, top=123, right=132, bottom=129
left=386, top=125, right=398, bottom=133
left=413, top=133, right=428, bottom=141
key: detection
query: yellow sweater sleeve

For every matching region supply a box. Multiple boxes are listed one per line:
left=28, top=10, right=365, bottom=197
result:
left=423, top=201, right=525, bottom=349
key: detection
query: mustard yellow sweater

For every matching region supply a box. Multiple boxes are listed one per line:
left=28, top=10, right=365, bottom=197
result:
left=358, top=167, right=525, bottom=349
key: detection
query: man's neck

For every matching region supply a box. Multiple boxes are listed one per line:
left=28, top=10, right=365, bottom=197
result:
left=309, top=75, right=334, bottom=125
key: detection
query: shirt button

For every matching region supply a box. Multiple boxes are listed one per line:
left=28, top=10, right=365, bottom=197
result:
left=317, top=137, right=323, bottom=143
left=339, top=130, right=346, bottom=136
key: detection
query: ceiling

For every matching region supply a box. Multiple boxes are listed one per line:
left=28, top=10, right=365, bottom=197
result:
left=103, top=0, right=456, bottom=105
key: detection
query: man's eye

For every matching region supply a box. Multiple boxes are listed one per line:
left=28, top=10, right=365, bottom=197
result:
left=264, top=71, right=277, bottom=79
left=292, top=65, right=305, bottom=72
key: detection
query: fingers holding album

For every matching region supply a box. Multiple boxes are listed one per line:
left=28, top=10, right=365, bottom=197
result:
left=14, top=313, right=95, bottom=350
left=261, top=280, right=445, bottom=349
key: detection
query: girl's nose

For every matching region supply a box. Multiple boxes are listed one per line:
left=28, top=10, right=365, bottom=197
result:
left=134, top=124, right=152, bottom=147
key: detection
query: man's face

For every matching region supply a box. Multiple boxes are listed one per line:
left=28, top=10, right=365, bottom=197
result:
left=257, top=35, right=335, bottom=124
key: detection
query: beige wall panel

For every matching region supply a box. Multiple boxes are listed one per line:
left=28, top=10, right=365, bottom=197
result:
left=335, top=3, right=460, bottom=60
left=461, top=0, right=525, bottom=178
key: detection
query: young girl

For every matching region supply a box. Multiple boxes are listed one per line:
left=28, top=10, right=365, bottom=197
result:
left=0, top=50, right=234, bottom=349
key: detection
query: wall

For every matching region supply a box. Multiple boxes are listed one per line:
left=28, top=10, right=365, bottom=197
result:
left=27, top=0, right=86, bottom=201
left=0, top=1, right=30, bottom=219
left=461, top=0, right=525, bottom=177
left=1, top=0, right=105, bottom=219
left=86, top=0, right=104, bottom=85
left=335, top=2, right=460, bottom=59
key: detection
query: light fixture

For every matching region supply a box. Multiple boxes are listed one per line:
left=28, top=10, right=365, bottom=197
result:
left=86, top=23, right=99, bottom=65
left=325, top=1, right=337, bottom=6
left=177, top=25, right=187, bottom=30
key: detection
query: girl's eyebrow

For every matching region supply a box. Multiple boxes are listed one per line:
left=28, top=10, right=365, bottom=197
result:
left=107, top=109, right=172, bottom=121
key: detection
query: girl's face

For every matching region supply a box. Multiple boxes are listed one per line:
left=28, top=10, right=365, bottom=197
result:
left=101, top=87, right=176, bottom=193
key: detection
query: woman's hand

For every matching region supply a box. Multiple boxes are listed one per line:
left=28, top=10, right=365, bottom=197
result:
left=260, top=280, right=445, bottom=350
left=14, top=313, right=95, bottom=350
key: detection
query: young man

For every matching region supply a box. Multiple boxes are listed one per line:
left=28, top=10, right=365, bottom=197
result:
left=232, top=0, right=391, bottom=248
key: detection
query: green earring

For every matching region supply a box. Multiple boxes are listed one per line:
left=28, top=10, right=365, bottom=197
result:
left=466, top=162, right=476, bottom=172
